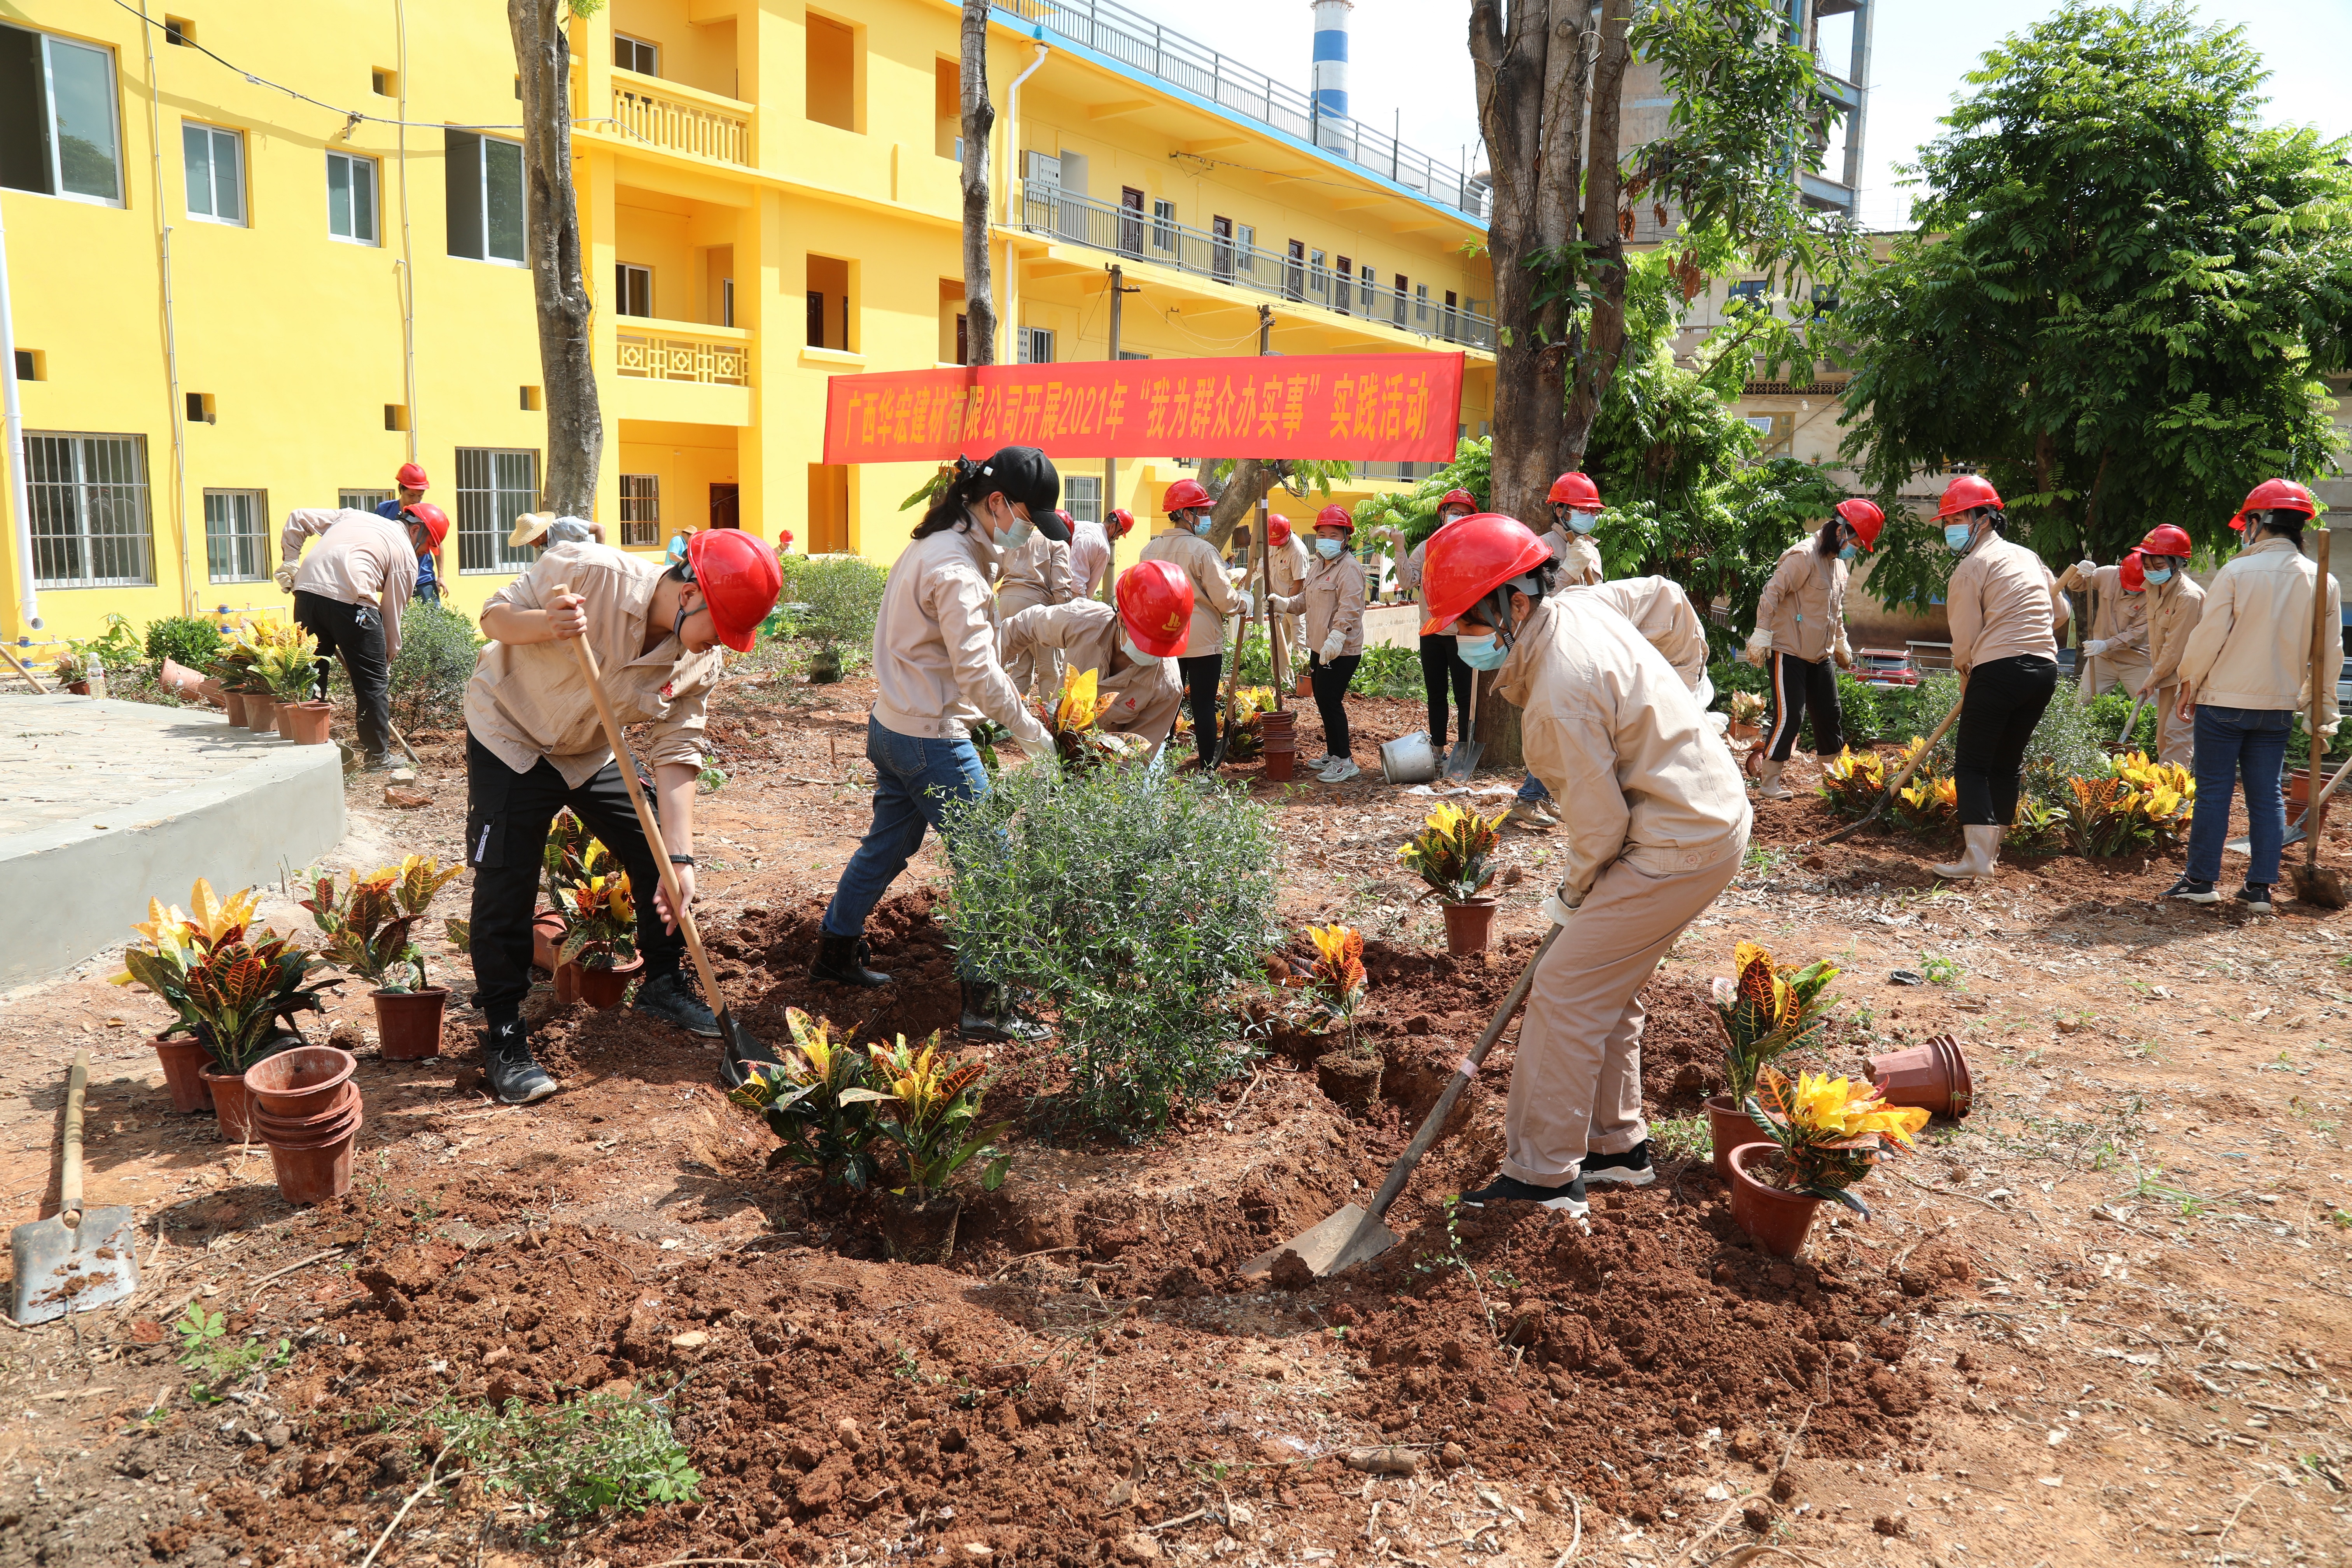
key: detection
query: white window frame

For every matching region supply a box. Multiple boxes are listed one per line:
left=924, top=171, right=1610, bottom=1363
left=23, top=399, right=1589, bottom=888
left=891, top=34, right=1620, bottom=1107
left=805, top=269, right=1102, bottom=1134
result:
left=203, top=489, right=271, bottom=583
left=326, top=149, right=378, bottom=245
left=1062, top=475, right=1101, bottom=526
left=340, top=488, right=393, bottom=513
left=1308, top=248, right=1329, bottom=299
left=0, top=24, right=125, bottom=207
left=1234, top=223, right=1255, bottom=274
left=26, top=432, right=154, bottom=588
left=1018, top=327, right=1054, bottom=365
left=454, top=446, right=541, bottom=574
left=1152, top=198, right=1176, bottom=254
left=619, top=473, right=662, bottom=548
left=182, top=121, right=245, bottom=226
left=615, top=262, right=652, bottom=318
left=614, top=33, right=659, bottom=76
left=445, top=130, right=526, bottom=267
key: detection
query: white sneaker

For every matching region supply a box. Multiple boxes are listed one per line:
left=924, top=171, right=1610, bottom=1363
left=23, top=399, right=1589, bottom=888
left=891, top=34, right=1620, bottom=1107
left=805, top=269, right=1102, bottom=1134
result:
left=1303, top=753, right=1336, bottom=770
left=1319, top=759, right=1362, bottom=783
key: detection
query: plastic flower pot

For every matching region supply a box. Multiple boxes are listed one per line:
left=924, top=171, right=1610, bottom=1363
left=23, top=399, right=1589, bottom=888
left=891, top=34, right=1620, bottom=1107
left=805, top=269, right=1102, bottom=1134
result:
left=1263, top=740, right=1297, bottom=781
left=243, top=695, right=278, bottom=733
left=576, top=957, right=644, bottom=1010
left=221, top=690, right=250, bottom=726
left=282, top=700, right=334, bottom=746
left=153, top=1034, right=218, bottom=1113
left=274, top=701, right=296, bottom=740
left=1705, top=1094, right=1768, bottom=1181
left=373, top=988, right=450, bottom=1060
left=201, top=1065, right=256, bottom=1143
left=242, top=1044, right=357, bottom=1119
left=1442, top=898, right=1499, bottom=956
left=66, top=680, right=91, bottom=696
left=1727, top=1141, right=1823, bottom=1260
left=876, top=1193, right=962, bottom=1265
left=553, top=961, right=582, bottom=1006
left=1728, top=720, right=1760, bottom=742
left=1867, top=1033, right=1974, bottom=1120
left=531, top=907, right=567, bottom=973
left=252, top=1081, right=360, bottom=1143
left=254, top=1084, right=362, bottom=1206
left=2289, top=768, right=2334, bottom=840
left=159, top=658, right=215, bottom=704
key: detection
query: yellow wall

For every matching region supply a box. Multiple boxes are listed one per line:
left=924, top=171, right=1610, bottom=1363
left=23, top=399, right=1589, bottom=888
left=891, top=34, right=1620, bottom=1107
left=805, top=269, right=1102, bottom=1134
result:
left=2, top=0, right=1491, bottom=660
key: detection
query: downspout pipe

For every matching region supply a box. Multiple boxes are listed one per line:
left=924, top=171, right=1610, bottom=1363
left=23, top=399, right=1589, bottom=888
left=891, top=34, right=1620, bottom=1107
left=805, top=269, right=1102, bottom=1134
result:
left=0, top=199, right=38, bottom=633
left=999, top=30, right=1049, bottom=361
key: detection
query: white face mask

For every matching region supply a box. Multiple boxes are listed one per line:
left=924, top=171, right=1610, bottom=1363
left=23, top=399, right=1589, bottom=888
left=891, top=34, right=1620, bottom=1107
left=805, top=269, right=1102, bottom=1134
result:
left=994, top=500, right=1034, bottom=551
left=1120, top=633, right=1156, bottom=665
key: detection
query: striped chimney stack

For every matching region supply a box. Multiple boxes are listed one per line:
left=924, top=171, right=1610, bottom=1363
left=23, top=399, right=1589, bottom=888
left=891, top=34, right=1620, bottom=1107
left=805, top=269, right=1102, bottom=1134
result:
left=1310, top=0, right=1352, bottom=145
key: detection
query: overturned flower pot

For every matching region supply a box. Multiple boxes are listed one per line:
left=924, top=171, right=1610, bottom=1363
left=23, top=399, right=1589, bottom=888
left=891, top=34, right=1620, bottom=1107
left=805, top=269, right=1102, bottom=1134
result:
left=531, top=906, right=566, bottom=973
left=1727, top=1141, right=1822, bottom=1260
left=1867, top=1034, right=1973, bottom=1120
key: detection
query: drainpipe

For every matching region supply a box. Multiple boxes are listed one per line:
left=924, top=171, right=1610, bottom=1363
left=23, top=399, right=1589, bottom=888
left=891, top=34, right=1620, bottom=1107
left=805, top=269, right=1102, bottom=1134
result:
left=139, top=2, right=195, bottom=614
left=999, top=32, right=1049, bottom=362
left=0, top=199, right=38, bottom=634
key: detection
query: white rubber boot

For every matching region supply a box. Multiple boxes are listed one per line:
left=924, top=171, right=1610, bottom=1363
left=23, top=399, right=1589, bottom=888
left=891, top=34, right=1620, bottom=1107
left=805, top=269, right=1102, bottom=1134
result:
left=1756, top=759, right=1792, bottom=800
left=1930, top=824, right=2002, bottom=880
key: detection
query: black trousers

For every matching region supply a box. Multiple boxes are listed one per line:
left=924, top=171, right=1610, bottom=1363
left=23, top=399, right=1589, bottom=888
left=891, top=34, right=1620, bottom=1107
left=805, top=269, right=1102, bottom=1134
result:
left=1953, top=654, right=2059, bottom=826
left=292, top=590, right=392, bottom=761
left=1763, top=649, right=1841, bottom=761
left=462, top=732, right=686, bottom=1027
left=1310, top=651, right=1361, bottom=759
left=1176, top=652, right=1223, bottom=761
left=1419, top=634, right=1474, bottom=749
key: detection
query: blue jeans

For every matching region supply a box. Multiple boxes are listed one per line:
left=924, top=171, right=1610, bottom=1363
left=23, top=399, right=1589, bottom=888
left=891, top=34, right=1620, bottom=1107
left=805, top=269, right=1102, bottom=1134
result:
left=2184, top=706, right=2292, bottom=886
left=1517, top=774, right=1550, bottom=803
left=822, top=718, right=990, bottom=957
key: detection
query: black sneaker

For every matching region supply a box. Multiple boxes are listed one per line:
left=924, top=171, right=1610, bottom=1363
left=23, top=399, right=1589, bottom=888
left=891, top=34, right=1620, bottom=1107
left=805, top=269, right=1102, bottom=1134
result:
left=2163, top=876, right=2220, bottom=904
left=958, top=980, right=1047, bottom=1043
left=483, top=1022, right=560, bottom=1105
left=634, top=970, right=721, bottom=1037
left=2236, top=883, right=2275, bottom=914
left=1581, top=1141, right=1656, bottom=1187
left=1458, top=1172, right=1589, bottom=1216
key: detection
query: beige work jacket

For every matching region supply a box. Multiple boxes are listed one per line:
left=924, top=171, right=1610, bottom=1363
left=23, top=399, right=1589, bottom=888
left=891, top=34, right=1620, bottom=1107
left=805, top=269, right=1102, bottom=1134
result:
left=994, top=530, right=1072, bottom=612
left=999, top=599, right=1185, bottom=753
left=1575, top=577, right=1710, bottom=691
left=1947, top=536, right=2062, bottom=673
left=282, top=509, right=418, bottom=658
left=2143, top=572, right=2208, bottom=692
left=1270, top=551, right=1369, bottom=658
left=2177, top=537, right=2344, bottom=726
left=1755, top=541, right=1851, bottom=664
left=1068, top=520, right=1112, bottom=598
left=464, top=544, right=718, bottom=788
left=869, top=520, right=1052, bottom=751
left=1267, top=534, right=1311, bottom=599
left=2057, top=561, right=2151, bottom=698
left=1542, top=527, right=1604, bottom=588
left=1137, top=528, right=1242, bottom=656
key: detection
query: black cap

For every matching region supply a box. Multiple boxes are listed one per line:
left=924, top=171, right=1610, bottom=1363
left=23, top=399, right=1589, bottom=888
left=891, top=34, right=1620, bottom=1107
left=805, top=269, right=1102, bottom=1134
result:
left=978, top=446, right=1066, bottom=539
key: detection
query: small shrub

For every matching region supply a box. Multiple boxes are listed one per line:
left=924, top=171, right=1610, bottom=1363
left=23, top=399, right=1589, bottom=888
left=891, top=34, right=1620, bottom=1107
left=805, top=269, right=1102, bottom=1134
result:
left=2019, top=689, right=2115, bottom=812
left=942, top=762, right=1280, bottom=1136
left=388, top=598, right=481, bottom=732
left=1708, top=657, right=1768, bottom=708
left=420, top=1391, right=700, bottom=1530
left=2087, top=689, right=2158, bottom=751
left=730, top=1008, right=887, bottom=1189
left=779, top=555, right=888, bottom=652
left=1352, top=642, right=1423, bottom=698
left=144, top=615, right=226, bottom=674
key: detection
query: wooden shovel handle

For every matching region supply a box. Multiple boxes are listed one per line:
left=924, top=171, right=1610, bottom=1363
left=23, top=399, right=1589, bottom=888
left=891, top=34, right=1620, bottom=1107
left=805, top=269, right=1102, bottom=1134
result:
left=2309, top=532, right=2333, bottom=873
left=59, top=1050, right=88, bottom=1225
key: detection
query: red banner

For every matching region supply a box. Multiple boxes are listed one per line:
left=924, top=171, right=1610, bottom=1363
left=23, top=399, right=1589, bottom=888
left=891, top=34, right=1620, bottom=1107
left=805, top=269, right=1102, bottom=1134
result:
left=821, top=352, right=1465, bottom=466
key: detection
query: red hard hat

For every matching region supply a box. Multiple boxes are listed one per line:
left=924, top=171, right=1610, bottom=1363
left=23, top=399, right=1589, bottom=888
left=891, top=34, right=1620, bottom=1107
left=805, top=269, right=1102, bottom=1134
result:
left=1116, top=560, right=1194, bottom=658
left=2229, top=477, right=2318, bottom=532
left=2119, top=550, right=2147, bottom=593
left=686, top=528, right=784, bottom=653
left=2138, top=523, right=2193, bottom=557
left=1437, top=488, right=1477, bottom=515
left=1161, top=478, right=1213, bottom=514
left=1834, top=498, right=1885, bottom=551
left=1546, top=472, right=1602, bottom=509
left=399, top=501, right=450, bottom=552
left=1105, top=508, right=1134, bottom=540
left=1267, top=513, right=1292, bottom=546
left=1315, top=504, right=1353, bottom=534
left=1419, top=513, right=1554, bottom=635
left=1936, top=474, right=2002, bottom=519
left=395, top=462, right=430, bottom=490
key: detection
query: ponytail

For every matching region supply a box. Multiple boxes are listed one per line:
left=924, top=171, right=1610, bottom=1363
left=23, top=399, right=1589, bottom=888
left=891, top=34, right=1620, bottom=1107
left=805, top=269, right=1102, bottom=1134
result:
left=913, top=456, right=992, bottom=541
left=1815, top=518, right=1842, bottom=557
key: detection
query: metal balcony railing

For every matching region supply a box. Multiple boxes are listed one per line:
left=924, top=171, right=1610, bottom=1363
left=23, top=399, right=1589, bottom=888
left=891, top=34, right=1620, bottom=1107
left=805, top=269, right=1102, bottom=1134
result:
left=993, top=0, right=1490, bottom=220
left=1015, top=182, right=1497, bottom=352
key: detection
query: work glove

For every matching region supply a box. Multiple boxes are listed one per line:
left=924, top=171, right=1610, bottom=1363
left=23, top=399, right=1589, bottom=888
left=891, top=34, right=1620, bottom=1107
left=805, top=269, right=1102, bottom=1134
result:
left=1744, top=629, right=1773, bottom=667
left=1236, top=589, right=1254, bottom=619
left=273, top=563, right=298, bottom=593
left=1320, top=629, right=1347, bottom=663
left=1833, top=642, right=1855, bottom=671
left=2076, top=559, right=2098, bottom=581
left=1692, top=672, right=1715, bottom=710
left=2083, top=639, right=2110, bottom=657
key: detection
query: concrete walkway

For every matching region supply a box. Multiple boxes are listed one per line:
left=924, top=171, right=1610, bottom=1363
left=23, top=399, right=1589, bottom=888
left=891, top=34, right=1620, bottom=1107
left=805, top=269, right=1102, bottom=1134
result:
left=0, top=695, right=345, bottom=985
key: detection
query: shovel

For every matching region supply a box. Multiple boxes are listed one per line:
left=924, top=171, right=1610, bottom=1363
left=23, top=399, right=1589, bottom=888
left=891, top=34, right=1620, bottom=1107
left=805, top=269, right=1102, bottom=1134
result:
left=1823, top=680, right=1967, bottom=846
left=1444, top=676, right=1484, bottom=782
left=2290, top=532, right=2346, bottom=909
left=2107, top=691, right=2148, bottom=756
left=556, top=585, right=779, bottom=1090
left=2226, top=749, right=2352, bottom=856
left=1241, top=923, right=1563, bottom=1281
left=10, top=1052, right=141, bottom=1326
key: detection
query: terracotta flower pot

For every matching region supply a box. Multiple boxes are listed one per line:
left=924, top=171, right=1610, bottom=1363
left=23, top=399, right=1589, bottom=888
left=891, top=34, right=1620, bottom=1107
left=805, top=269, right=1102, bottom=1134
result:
left=1729, top=720, right=1760, bottom=742
left=373, top=988, right=450, bottom=1060
left=1705, top=1094, right=1768, bottom=1181
left=1263, top=743, right=1297, bottom=781
left=66, top=680, right=91, bottom=696
left=576, top=957, right=643, bottom=1010
left=1727, top=1141, right=1822, bottom=1260
left=154, top=1034, right=217, bottom=1113
left=282, top=700, right=334, bottom=746
left=876, top=1193, right=962, bottom=1265
left=252, top=1081, right=360, bottom=1141
left=242, top=1044, right=357, bottom=1119
left=243, top=695, right=278, bottom=733
left=199, top=677, right=226, bottom=708
left=159, top=658, right=214, bottom=704
left=255, top=1084, right=362, bottom=1206
left=554, top=960, right=582, bottom=1006
left=2289, top=768, right=2334, bottom=839
left=1442, top=897, right=1498, bottom=956
left=1867, top=1034, right=1974, bottom=1120
left=201, top=1065, right=256, bottom=1143
left=532, top=907, right=567, bottom=973
left=222, top=690, right=250, bottom=726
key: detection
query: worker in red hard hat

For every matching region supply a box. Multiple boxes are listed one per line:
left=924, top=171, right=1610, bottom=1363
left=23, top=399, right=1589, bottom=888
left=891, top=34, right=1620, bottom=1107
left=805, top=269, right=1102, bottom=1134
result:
left=1391, top=488, right=1483, bottom=766
left=2134, top=523, right=2204, bottom=765
left=1420, top=512, right=1750, bottom=1214
left=2058, top=542, right=2153, bottom=709
left=276, top=502, right=433, bottom=772
left=1264, top=511, right=1311, bottom=688
left=1928, top=474, right=2071, bottom=882
left=1544, top=471, right=1605, bottom=589
left=1269, top=505, right=1370, bottom=782
left=1745, top=498, right=1883, bottom=801
left=1138, top=476, right=1246, bottom=766
left=2167, top=480, right=2340, bottom=912
left=375, top=462, right=441, bottom=604
left=1001, top=560, right=1190, bottom=761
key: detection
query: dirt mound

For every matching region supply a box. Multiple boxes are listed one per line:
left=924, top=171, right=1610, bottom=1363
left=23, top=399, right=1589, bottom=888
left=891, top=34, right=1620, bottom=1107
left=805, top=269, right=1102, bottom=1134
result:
left=723, top=888, right=966, bottom=1045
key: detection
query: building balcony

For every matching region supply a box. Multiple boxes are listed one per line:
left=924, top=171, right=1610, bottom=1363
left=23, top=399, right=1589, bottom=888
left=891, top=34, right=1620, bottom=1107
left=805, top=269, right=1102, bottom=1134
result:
left=582, top=68, right=756, bottom=170
left=1012, top=182, right=1497, bottom=352
left=609, top=318, right=753, bottom=425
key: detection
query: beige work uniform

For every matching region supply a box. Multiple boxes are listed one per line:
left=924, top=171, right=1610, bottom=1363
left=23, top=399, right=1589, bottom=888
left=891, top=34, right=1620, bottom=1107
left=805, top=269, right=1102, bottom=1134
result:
left=1270, top=550, right=1369, bottom=661
left=2057, top=561, right=2152, bottom=704
left=281, top=509, right=418, bottom=660
left=1946, top=536, right=2061, bottom=674
left=999, top=599, right=1184, bottom=758
left=1494, top=595, right=1753, bottom=1185
left=1574, top=577, right=1711, bottom=692
left=1137, top=528, right=1242, bottom=658
left=1267, top=533, right=1311, bottom=682
left=2177, top=537, right=2344, bottom=727
left=994, top=531, right=1073, bottom=698
left=464, top=544, right=718, bottom=787
left=870, top=521, right=1052, bottom=752
left=2142, top=571, right=2207, bottom=764
left=1755, top=541, right=1853, bottom=665
left=1544, top=527, right=1604, bottom=587
left=1068, top=520, right=1112, bottom=600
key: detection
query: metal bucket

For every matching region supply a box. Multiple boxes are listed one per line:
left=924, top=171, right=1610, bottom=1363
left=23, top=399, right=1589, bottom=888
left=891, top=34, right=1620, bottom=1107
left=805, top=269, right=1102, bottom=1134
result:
left=1379, top=731, right=1439, bottom=785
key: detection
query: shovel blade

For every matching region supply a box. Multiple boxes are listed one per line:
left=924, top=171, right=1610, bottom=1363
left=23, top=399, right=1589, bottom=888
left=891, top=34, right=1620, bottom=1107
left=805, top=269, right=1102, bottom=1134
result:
left=2230, top=811, right=2312, bottom=857
left=717, top=1010, right=781, bottom=1092
left=1442, top=740, right=1484, bottom=783
left=1237, top=1204, right=1402, bottom=1282
left=9, top=1205, right=142, bottom=1326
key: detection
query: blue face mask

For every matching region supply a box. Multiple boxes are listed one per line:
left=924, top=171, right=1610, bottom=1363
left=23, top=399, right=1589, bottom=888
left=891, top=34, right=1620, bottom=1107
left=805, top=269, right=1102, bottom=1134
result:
left=1190, top=516, right=1214, bottom=538
left=1456, top=632, right=1509, bottom=670
left=1565, top=509, right=1601, bottom=535
left=2143, top=564, right=2173, bottom=585
left=1316, top=537, right=1346, bottom=560
left=1838, top=544, right=1859, bottom=562
left=1944, top=523, right=1975, bottom=553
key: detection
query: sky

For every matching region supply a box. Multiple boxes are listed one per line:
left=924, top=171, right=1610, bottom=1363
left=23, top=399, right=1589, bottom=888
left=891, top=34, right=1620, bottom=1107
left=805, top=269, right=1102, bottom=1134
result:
left=1108, top=0, right=2352, bottom=231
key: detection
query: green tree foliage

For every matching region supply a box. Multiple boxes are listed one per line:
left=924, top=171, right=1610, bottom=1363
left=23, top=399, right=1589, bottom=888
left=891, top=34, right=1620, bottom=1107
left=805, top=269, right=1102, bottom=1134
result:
left=1837, top=2, right=2352, bottom=611
left=777, top=554, right=889, bottom=652
left=388, top=599, right=484, bottom=732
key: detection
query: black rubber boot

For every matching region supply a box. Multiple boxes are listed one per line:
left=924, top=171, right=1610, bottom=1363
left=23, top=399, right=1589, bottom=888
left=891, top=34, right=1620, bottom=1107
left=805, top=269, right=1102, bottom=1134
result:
left=634, top=969, right=721, bottom=1038
left=483, top=1021, right=560, bottom=1105
left=958, top=980, right=1046, bottom=1043
left=811, top=931, right=891, bottom=988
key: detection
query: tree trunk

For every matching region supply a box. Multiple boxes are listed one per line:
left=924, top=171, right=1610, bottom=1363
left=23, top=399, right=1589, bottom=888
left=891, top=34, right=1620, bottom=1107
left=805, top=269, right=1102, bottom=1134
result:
left=1208, top=460, right=1280, bottom=550
left=1560, top=0, right=1635, bottom=464
left=1470, top=0, right=1558, bottom=523
left=509, top=0, right=600, bottom=515
left=959, top=1, right=998, bottom=368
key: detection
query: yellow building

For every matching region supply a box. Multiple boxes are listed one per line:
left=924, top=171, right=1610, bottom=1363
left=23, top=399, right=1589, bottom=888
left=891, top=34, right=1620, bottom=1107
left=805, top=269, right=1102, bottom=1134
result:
left=0, top=0, right=1493, bottom=654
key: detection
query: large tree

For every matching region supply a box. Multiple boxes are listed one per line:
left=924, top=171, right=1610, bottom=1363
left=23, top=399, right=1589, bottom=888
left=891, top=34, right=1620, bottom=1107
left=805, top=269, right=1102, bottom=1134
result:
left=1838, top=1, right=2352, bottom=612
left=510, top=0, right=601, bottom=515
left=959, top=0, right=997, bottom=368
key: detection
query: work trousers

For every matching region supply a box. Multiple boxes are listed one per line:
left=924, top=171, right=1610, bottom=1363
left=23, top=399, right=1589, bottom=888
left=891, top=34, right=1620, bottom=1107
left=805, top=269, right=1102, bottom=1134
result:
left=412, top=578, right=441, bottom=608
left=822, top=718, right=990, bottom=969
left=1176, top=653, right=1223, bottom=763
left=2185, top=706, right=2292, bottom=887
left=2152, top=684, right=2195, bottom=766
left=997, top=586, right=1061, bottom=699
left=292, top=590, right=392, bottom=763
left=1953, top=654, right=2058, bottom=826
left=2076, top=655, right=2152, bottom=708
left=1764, top=649, right=1841, bottom=762
left=1502, top=834, right=1748, bottom=1187
left=1309, top=651, right=1360, bottom=761
left=462, top=732, right=686, bottom=1029
left=1418, top=634, right=1475, bottom=751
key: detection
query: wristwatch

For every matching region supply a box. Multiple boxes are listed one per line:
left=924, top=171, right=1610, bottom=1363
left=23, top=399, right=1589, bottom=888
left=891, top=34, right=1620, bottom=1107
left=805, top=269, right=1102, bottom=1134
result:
left=667, top=853, right=696, bottom=866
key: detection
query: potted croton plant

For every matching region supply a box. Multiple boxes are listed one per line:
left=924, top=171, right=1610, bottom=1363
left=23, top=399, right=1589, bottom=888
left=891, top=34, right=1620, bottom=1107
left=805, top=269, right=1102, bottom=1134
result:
left=1040, top=667, right=1147, bottom=772
left=302, top=856, right=466, bottom=1059
left=262, top=631, right=332, bottom=745
left=555, top=856, right=642, bottom=1008
left=1707, top=940, right=1839, bottom=1180
left=1397, top=802, right=1508, bottom=955
left=1729, top=1067, right=1929, bottom=1258
left=113, top=879, right=260, bottom=1113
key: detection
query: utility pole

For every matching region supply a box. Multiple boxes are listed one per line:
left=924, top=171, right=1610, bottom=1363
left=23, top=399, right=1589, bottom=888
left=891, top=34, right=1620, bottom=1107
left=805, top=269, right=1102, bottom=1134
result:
left=1102, top=263, right=1138, bottom=602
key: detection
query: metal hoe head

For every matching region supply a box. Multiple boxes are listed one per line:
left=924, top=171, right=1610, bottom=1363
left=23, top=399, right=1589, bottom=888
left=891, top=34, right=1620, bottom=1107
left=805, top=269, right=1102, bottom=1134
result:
left=10, top=1204, right=141, bottom=1326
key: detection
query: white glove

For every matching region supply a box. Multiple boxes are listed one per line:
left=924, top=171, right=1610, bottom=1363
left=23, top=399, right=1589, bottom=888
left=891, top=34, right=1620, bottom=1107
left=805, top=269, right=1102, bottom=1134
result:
left=2075, top=560, right=2098, bottom=581
left=1320, top=630, right=1346, bottom=662
left=2083, top=639, right=2110, bottom=657
left=273, top=563, right=298, bottom=593
left=1237, top=590, right=1254, bottom=619
left=1540, top=887, right=1584, bottom=926
left=1745, top=630, right=1773, bottom=666
left=1692, top=672, right=1715, bottom=710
